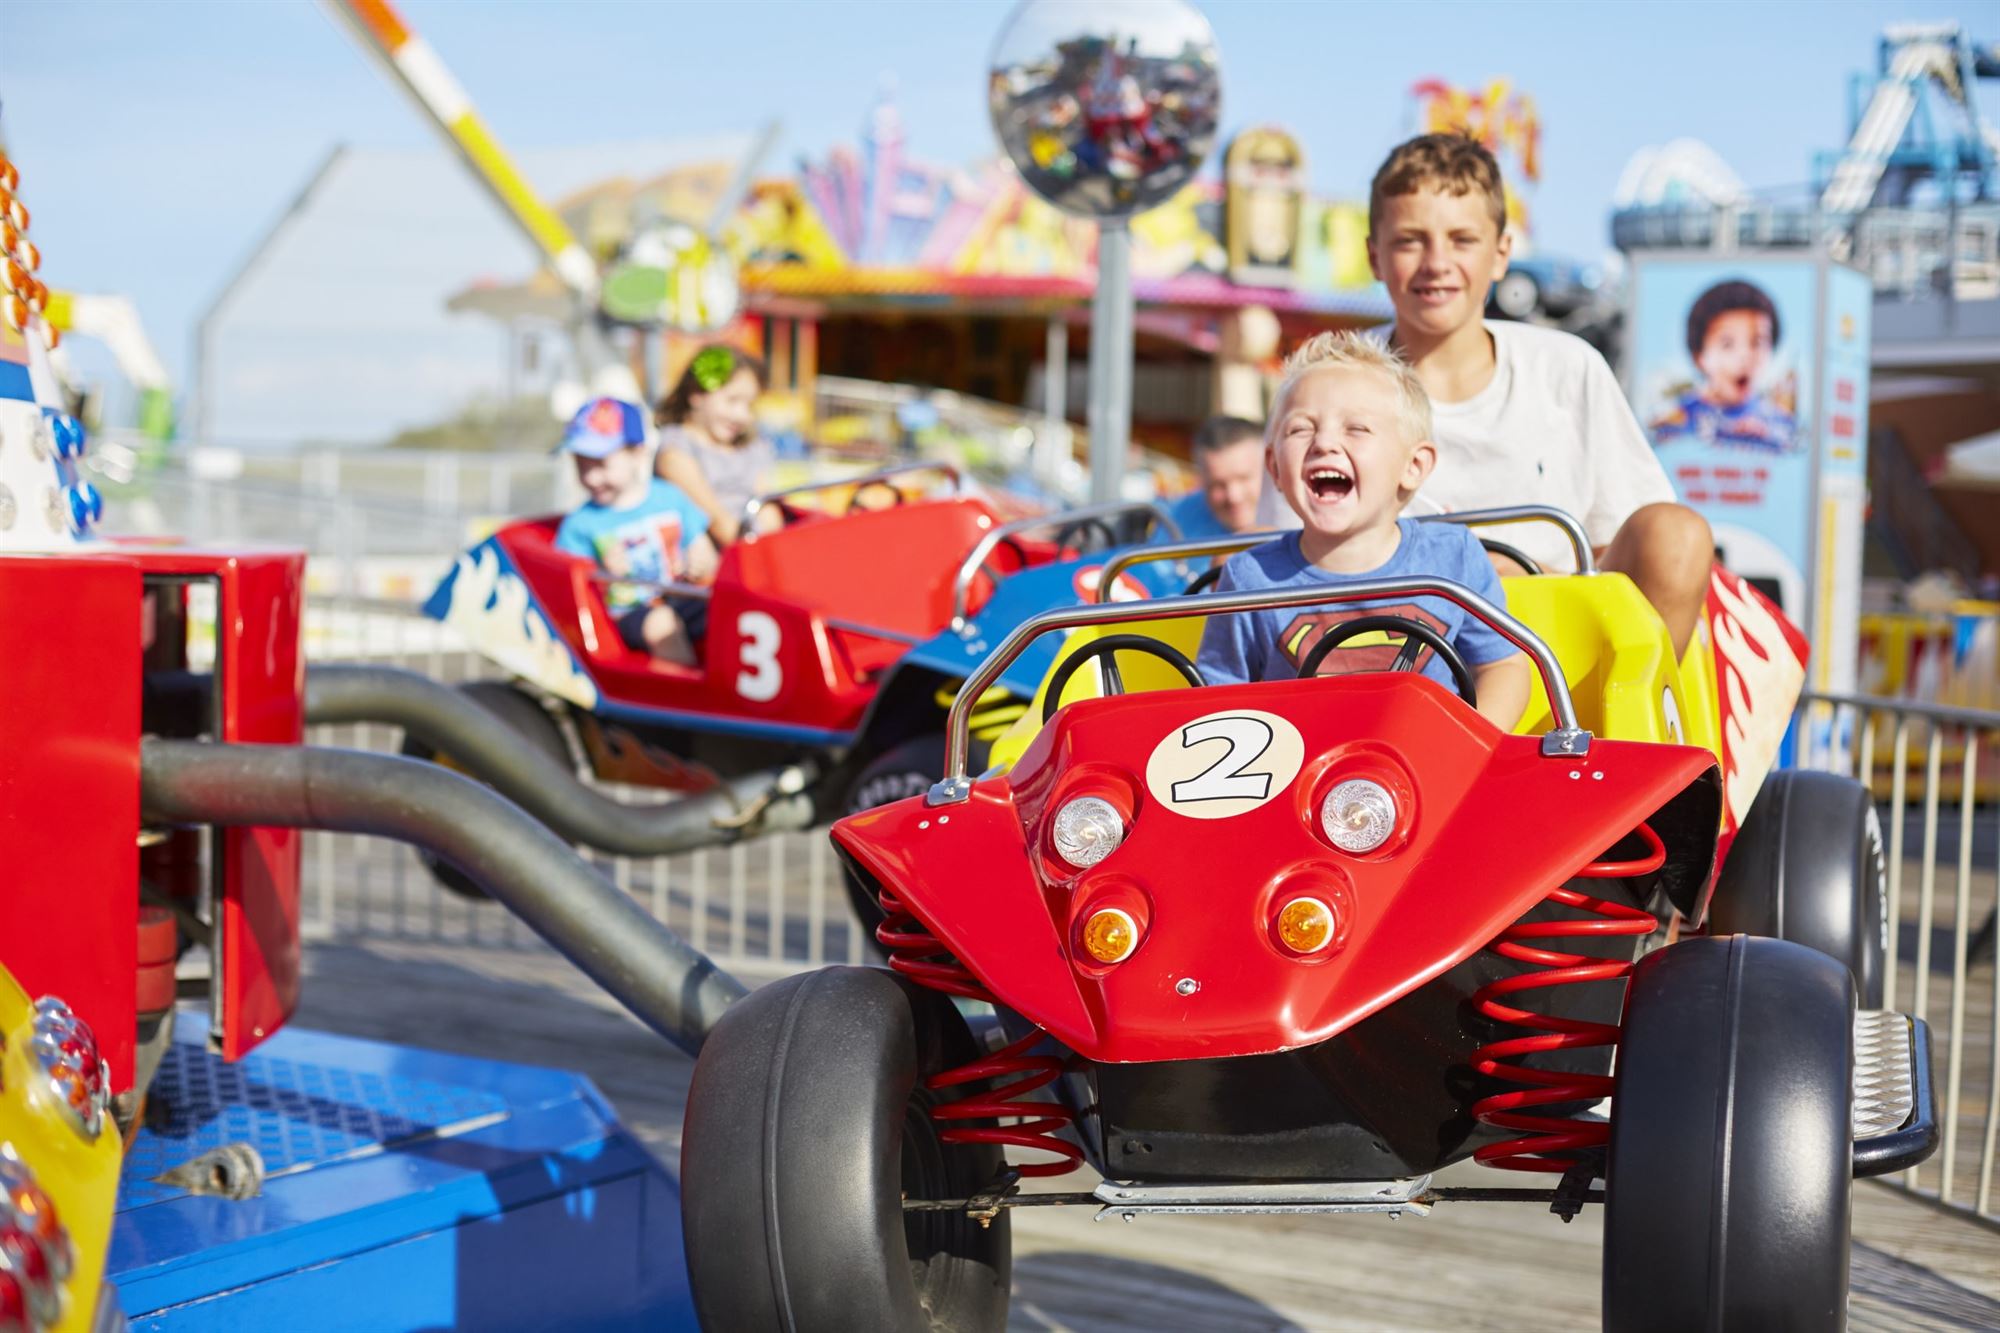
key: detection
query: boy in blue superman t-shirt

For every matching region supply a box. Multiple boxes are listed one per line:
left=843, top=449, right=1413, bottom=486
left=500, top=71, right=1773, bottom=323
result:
left=1197, top=332, right=1530, bottom=732
left=554, top=397, right=717, bottom=666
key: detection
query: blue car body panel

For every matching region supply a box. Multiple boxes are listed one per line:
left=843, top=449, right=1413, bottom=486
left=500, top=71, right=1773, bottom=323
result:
left=892, top=553, right=1190, bottom=700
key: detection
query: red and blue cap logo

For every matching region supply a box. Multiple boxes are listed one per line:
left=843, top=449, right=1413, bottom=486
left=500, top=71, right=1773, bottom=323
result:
left=558, top=396, right=647, bottom=458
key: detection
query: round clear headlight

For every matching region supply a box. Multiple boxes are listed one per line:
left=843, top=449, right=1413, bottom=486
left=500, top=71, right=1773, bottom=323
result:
left=1320, top=779, right=1397, bottom=854
left=1052, top=796, right=1124, bottom=868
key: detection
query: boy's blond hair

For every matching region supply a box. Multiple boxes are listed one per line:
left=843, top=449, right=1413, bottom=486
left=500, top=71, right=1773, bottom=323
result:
left=1368, top=133, right=1507, bottom=237
left=1270, top=331, right=1433, bottom=446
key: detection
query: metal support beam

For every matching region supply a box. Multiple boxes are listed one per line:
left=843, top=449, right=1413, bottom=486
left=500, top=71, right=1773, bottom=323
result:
left=1043, top=314, right=1069, bottom=490
left=1087, top=221, right=1135, bottom=505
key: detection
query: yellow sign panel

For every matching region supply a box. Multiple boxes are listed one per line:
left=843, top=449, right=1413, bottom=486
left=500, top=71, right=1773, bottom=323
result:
left=1224, top=127, right=1306, bottom=287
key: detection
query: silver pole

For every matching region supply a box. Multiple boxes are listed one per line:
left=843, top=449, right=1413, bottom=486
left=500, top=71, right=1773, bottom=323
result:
left=1087, top=220, right=1135, bottom=504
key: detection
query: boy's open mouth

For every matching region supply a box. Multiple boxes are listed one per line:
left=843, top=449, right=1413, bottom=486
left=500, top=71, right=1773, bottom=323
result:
left=1306, top=465, right=1354, bottom=502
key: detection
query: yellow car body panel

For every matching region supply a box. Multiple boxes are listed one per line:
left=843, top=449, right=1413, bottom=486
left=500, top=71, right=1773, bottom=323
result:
left=0, top=966, right=122, bottom=1333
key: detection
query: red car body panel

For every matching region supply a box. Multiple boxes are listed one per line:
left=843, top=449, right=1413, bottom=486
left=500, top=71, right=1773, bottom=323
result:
left=132, top=547, right=305, bottom=1060
left=0, top=555, right=142, bottom=1091
left=494, top=495, right=1025, bottom=738
left=835, top=674, right=1718, bottom=1064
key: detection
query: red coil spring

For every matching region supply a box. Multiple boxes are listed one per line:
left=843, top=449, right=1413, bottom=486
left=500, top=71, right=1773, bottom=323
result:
left=1468, top=823, right=1666, bottom=1173
left=878, top=888, right=1084, bottom=1177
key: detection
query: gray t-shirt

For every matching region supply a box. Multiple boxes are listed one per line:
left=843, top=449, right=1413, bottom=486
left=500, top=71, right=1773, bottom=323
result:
left=660, top=424, right=775, bottom=521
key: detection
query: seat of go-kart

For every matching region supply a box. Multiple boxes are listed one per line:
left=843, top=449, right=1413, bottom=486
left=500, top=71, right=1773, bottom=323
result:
left=726, top=495, right=1008, bottom=641
left=983, top=571, right=1717, bottom=772
left=505, top=497, right=1009, bottom=682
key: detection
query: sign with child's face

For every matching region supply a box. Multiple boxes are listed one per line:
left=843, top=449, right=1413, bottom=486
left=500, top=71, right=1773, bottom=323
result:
left=1627, top=253, right=1872, bottom=713
left=1629, top=257, right=1819, bottom=621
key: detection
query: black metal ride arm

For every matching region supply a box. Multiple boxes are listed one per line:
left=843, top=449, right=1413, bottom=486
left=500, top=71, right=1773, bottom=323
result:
left=303, top=665, right=815, bottom=857
left=138, top=738, right=746, bottom=1057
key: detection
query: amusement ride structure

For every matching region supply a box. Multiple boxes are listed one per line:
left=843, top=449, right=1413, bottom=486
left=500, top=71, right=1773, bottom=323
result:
left=0, top=9, right=1979, bottom=1333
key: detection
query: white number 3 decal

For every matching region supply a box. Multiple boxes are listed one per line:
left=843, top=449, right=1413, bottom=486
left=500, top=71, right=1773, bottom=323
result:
left=735, top=610, right=783, bottom=701
left=1144, top=708, right=1305, bottom=820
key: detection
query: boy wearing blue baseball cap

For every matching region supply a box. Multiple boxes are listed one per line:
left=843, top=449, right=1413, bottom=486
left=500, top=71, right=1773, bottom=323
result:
left=553, top=396, right=717, bottom=666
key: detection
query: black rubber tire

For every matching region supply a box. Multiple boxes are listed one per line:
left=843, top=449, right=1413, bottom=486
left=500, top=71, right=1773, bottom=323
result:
left=682, top=966, right=1010, bottom=1333
left=1603, top=934, right=1853, bottom=1333
left=839, top=735, right=984, bottom=950
left=1708, top=770, right=1887, bottom=1008
left=398, top=680, right=574, bottom=900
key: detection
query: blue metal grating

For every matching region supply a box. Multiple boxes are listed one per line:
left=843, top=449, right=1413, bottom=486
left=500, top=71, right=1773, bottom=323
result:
left=120, top=1040, right=509, bottom=1209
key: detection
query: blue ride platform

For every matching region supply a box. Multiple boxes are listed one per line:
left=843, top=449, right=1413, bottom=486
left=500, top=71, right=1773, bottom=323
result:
left=109, top=1013, right=695, bottom=1331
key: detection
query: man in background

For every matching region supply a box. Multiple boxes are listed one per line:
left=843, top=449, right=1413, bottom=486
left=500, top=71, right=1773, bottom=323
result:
left=1167, top=414, right=1270, bottom=538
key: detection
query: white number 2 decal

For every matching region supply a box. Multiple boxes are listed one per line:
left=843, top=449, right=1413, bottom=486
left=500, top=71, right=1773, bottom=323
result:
left=735, top=611, right=783, bottom=701
left=1170, top=716, right=1275, bottom=803
left=1144, top=708, right=1305, bottom=820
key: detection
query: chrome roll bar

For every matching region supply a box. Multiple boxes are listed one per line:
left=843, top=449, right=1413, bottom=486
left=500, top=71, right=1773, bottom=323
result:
left=947, top=501, right=1182, bottom=633
left=1416, top=505, right=1597, bottom=574
left=927, top=575, right=1589, bottom=805
left=740, top=460, right=965, bottom=533
left=1094, top=506, right=1595, bottom=599
left=1093, top=531, right=1279, bottom=602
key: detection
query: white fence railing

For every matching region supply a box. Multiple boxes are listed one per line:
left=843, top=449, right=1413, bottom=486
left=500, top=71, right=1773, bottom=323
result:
left=293, top=595, right=2000, bottom=1224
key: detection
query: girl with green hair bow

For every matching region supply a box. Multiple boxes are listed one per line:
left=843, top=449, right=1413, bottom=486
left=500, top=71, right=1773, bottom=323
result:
left=655, top=343, right=772, bottom=545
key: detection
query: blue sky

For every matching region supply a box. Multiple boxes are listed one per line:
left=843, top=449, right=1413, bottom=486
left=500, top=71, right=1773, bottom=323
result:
left=0, top=0, right=1981, bottom=428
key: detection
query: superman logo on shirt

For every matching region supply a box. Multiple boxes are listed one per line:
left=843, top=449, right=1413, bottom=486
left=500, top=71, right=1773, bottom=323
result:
left=1278, top=603, right=1450, bottom=676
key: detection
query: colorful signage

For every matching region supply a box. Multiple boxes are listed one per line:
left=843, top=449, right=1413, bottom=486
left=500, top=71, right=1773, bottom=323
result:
left=1410, top=77, right=1542, bottom=238
left=1224, top=127, right=1306, bottom=287
left=1629, top=254, right=1871, bottom=706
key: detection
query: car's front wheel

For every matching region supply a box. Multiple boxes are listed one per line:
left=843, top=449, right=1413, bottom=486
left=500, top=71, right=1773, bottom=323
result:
left=681, top=966, right=1010, bottom=1332
left=1602, top=934, right=1853, bottom=1331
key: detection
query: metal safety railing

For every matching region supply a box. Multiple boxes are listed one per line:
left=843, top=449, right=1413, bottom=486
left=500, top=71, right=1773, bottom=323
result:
left=295, top=591, right=869, bottom=979
left=1798, top=691, right=2000, bottom=1226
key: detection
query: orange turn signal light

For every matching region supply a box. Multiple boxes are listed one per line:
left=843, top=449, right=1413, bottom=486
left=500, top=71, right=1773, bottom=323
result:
left=1275, top=897, right=1335, bottom=955
left=1080, top=907, right=1139, bottom=964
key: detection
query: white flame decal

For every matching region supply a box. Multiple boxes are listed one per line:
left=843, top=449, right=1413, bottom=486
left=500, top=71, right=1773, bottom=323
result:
left=1709, top=571, right=1805, bottom=826
left=442, top=546, right=599, bottom=709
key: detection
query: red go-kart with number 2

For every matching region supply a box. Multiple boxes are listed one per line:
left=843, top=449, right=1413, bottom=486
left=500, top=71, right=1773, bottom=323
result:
left=680, top=574, right=1937, bottom=1332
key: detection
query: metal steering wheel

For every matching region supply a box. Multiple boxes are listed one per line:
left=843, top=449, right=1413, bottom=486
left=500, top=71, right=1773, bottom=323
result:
left=1294, top=613, right=1478, bottom=708
left=977, top=534, right=1035, bottom=591
left=1053, top=516, right=1121, bottom=558
left=1480, top=538, right=1543, bottom=577
left=1042, top=634, right=1205, bottom=723
left=1182, top=565, right=1224, bottom=596
left=846, top=477, right=907, bottom=515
